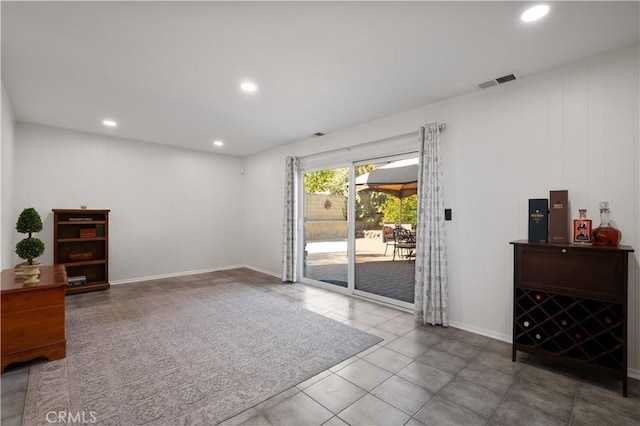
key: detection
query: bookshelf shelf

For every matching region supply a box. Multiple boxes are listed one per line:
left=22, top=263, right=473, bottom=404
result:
left=58, top=220, right=106, bottom=225
left=57, top=237, right=107, bottom=243
left=61, top=259, right=106, bottom=267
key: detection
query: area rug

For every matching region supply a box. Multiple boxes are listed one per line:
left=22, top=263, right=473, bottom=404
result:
left=22, top=282, right=382, bottom=425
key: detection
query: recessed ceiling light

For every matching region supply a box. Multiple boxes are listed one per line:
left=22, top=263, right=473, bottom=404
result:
left=213, top=140, right=224, bottom=147
left=240, top=82, right=257, bottom=92
left=521, top=5, right=549, bottom=22
left=102, top=119, right=117, bottom=127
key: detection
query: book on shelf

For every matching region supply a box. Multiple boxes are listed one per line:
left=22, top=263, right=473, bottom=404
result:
left=67, top=275, right=87, bottom=286
left=79, top=228, right=97, bottom=238
left=68, top=217, right=93, bottom=221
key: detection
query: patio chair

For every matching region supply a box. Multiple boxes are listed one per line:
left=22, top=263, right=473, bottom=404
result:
left=382, top=225, right=396, bottom=255
left=393, top=227, right=416, bottom=261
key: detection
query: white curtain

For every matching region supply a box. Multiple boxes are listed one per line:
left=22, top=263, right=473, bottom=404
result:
left=415, top=123, right=448, bottom=326
left=282, top=156, right=299, bottom=282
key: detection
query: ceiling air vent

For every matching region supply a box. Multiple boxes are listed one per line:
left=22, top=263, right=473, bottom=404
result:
left=496, top=73, right=517, bottom=84
left=478, top=73, right=518, bottom=89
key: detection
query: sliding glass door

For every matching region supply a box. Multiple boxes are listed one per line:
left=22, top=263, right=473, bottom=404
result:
left=300, top=153, right=418, bottom=308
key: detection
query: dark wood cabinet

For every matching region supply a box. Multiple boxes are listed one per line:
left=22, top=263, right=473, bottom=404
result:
left=510, top=240, right=634, bottom=397
left=1, top=265, right=67, bottom=372
left=53, top=209, right=110, bottom=294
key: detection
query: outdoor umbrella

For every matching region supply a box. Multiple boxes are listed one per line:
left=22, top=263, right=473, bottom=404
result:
left=354, top=161, right=419, bottom=220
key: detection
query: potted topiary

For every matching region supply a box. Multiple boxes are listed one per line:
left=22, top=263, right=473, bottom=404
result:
left=15, top=207, right=45, bottom=283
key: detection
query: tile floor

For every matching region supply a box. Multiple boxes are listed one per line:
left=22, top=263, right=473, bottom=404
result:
left=2, top=268, right=639, bottom=425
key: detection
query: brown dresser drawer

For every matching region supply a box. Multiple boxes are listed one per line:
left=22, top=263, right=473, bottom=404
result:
left=519, top=245, right=625, bottom=301
left=1, top=287, right=64, bottom=314
left=1, top=306, right=65, bottom=354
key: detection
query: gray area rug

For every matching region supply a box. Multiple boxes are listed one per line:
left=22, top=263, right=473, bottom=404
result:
left=22, top=283, right=381, bottom=425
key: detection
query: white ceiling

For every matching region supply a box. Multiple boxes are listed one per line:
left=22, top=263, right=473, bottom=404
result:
left=2, top=2, right=638, bottom=157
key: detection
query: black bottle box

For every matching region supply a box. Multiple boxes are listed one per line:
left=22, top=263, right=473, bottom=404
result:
left=528, top=199, right=548, bottom=243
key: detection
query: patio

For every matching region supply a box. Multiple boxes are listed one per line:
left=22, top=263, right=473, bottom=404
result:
left=304, top=237, right=415, bottom=303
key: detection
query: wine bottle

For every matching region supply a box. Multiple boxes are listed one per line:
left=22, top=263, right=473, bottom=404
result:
left=534, top=293, right=543, bottom=301
left=604, top=317, right=612, bottom=325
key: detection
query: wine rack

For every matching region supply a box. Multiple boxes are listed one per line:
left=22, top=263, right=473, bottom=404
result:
left=515, top=288, right=623, bottom=370
left=511, top=241, right=633, bottom=397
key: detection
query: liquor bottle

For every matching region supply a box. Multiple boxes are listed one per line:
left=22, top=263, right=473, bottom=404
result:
left=573, top=209, right=592, bottom=244
left=592, top=202, right=621, bottom=246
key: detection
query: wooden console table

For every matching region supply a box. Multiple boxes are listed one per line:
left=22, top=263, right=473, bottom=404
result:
left=510, top=241, right=633, bottom=396
left=1, top=265, right=67, bottom=373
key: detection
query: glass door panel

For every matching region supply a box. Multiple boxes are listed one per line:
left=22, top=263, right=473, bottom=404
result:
left=354, top=157, right=418, bottom=304
left=302, top=167, right=349, bottom=288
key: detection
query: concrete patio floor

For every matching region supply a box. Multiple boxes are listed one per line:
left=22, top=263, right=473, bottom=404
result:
left=304, top=238, right=415, bottom=303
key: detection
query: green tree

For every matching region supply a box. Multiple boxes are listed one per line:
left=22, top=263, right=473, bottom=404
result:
left=304, top=164, right=376, bottom=195
left=304, top=167, right=349, bottom=195
left=381, top=195, right=418, bottom=226
left=354, top=191, right=386, bottom=224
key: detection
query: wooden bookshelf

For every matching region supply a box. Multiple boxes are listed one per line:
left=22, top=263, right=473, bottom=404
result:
left=53, top=209, right=110, bottom=294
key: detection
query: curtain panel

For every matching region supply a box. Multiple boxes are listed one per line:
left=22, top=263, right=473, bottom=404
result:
left=415, top=123, right=448, bottom=326
left=282, top=156, right=299, bottom=282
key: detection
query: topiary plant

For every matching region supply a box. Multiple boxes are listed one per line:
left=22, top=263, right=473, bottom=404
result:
left=15, top=238, right=45, bottom=264
left=15, top=207, right=45, bottom=265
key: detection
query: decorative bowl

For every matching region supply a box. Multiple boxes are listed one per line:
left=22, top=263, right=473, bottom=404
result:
left=69, top=252, right=94, bottom=262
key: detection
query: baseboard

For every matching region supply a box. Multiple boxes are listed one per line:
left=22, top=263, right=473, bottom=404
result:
left=628, top=367, right=640, bottom=380
left=109, top=264, right=246, bottom=285
left=241, top=264, right=282, bottom=279
left=448, top=320, right=512, bottom=344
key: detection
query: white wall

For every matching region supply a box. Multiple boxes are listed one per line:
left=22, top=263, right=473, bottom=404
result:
left=433, top=47, right=639, bottom=372
left=12, top=123, right=245, bottom=282
left=1, top=84, right=17, bottom=269
left=242, top=46, right=640, bottom=375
